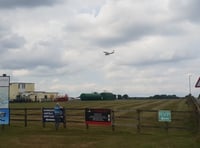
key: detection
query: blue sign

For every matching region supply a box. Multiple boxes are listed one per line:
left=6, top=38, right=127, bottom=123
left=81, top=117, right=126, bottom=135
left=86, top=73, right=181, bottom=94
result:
left=42, top=108, right=65, bottom=122
left=0, top=108, right=9, bottom=124
left=0, top=75, right=10, bottom=125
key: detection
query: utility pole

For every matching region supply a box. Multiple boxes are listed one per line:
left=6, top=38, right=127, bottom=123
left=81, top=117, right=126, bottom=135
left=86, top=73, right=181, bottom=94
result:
left=188, top=74, right=192, bottom=95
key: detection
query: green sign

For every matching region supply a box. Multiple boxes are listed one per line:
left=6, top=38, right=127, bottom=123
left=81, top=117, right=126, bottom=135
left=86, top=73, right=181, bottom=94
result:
left=158, top=110, right=171, bottom=122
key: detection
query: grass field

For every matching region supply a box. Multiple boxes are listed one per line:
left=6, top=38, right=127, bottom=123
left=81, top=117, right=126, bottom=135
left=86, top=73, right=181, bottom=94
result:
left=1, top=99, right=200, bottom=148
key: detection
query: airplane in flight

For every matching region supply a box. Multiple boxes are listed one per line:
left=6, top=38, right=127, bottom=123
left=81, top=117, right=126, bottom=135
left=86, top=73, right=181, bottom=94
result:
left=103, top=50, right=115, bottom=56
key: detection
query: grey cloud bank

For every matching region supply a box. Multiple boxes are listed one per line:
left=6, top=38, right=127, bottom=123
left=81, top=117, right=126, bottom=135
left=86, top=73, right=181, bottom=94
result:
left=0, top=0, right=63, bottom=8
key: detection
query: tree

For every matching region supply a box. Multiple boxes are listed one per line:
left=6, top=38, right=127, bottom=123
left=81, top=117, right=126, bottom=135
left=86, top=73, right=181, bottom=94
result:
left=123, top=94, right=129, bottom=99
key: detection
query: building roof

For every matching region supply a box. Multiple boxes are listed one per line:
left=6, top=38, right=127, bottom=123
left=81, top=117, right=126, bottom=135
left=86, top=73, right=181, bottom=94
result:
left=23, top=91, right=59, bottom=94
left=10, top=82, right=35, bottom=84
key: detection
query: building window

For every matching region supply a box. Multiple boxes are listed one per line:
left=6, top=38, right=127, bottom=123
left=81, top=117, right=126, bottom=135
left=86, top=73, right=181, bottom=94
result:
left=18, top=83, right=25, bottom=89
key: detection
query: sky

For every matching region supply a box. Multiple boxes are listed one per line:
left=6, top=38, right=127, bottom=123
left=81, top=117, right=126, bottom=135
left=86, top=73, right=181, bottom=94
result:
left=0, top=0, right=200, bottom=97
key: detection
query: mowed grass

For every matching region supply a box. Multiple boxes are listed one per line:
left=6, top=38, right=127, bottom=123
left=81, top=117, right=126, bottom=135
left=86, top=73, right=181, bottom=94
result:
left=0, top=99, right=200, bottom=148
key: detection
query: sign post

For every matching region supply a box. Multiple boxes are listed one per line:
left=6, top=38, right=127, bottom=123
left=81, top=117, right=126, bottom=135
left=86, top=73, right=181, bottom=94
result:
left=158, top=110, right=171, bottom=133
left=42, top=108, right=66, bottom=128
left=0, top=74, right=10, bottom=126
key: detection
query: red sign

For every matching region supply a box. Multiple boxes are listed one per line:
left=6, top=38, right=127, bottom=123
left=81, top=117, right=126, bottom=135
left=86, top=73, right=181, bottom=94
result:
left=85, top=108, right=112, bottom=126
left=195, top=77, right=200, bottom=88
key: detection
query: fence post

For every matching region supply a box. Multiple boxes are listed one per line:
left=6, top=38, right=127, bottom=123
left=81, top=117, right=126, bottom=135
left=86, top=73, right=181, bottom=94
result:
left=63, top=107, right=66, bottom=128
left=1, top=125, right=5, bottom=130
left=112, top=110, right=115, bottom=131
left=190, top=97, right=200, bottom=132
left=137, top=109, right=141, bottom=133
left=165, top=122, right=169, bottom=134
left=196, top=110, right=200, bottom=132
left=24, top=108, right=27, bottom=127
left=42, top=108, right=45, bottom=128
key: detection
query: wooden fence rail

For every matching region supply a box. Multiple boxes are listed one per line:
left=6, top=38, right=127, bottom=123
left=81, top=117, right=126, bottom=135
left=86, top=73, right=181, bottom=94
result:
left=10, top=108, right=42, bottom=127
left=9, top=107, right=196, bottom=133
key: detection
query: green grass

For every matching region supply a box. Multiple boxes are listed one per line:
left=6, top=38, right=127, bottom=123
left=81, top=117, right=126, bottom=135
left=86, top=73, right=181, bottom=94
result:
left=0, top=99, right=199, bottom=148
left=1, top=125, right=200, bottom=148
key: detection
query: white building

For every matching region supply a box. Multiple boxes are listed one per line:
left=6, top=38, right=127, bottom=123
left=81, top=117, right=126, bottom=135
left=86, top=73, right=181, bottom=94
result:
left=10, top=82, right=58, bottom=102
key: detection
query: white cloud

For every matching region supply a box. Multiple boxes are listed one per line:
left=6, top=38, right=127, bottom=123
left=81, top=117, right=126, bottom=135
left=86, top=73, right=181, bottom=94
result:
left=12, top=69, right=30, bottom=77
left=0, top=0, right=200, bottom=97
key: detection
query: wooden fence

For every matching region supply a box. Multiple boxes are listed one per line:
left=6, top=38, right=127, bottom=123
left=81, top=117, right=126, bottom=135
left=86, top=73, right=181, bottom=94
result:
left=10, top=108, right=41, bottom=127
left=114, top=109, right=194, bottom=133
left=187, top=97, right=200, bottom=131
left=9, top=107, right=196, bottom=133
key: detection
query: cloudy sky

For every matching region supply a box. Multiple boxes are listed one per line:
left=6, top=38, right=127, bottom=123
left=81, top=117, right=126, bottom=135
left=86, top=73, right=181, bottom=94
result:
left=0, top=0, right=200, bottom=97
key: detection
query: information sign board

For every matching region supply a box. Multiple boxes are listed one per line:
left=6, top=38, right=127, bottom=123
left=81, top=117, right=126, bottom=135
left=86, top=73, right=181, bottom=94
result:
left=158, top=110, right=171, bottom=122
left=85, top=108, right=112, bottom=126
left=0, top=75, right=10, bottom=125
left=42, top=108, right=65, bottom=123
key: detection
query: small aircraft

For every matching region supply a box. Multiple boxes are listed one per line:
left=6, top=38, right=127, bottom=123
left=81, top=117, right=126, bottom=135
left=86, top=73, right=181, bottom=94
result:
left=103, top=50, right=115, bottom=56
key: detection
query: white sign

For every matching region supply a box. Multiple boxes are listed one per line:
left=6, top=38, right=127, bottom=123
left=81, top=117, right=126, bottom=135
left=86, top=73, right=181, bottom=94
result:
left=0, top=76, right=10, bottom=87
left=0, top=87, right=9, bottom=108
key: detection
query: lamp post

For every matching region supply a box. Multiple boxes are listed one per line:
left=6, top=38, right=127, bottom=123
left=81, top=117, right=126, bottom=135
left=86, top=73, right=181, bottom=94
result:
left=188, top=74, right=192, bottom=96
